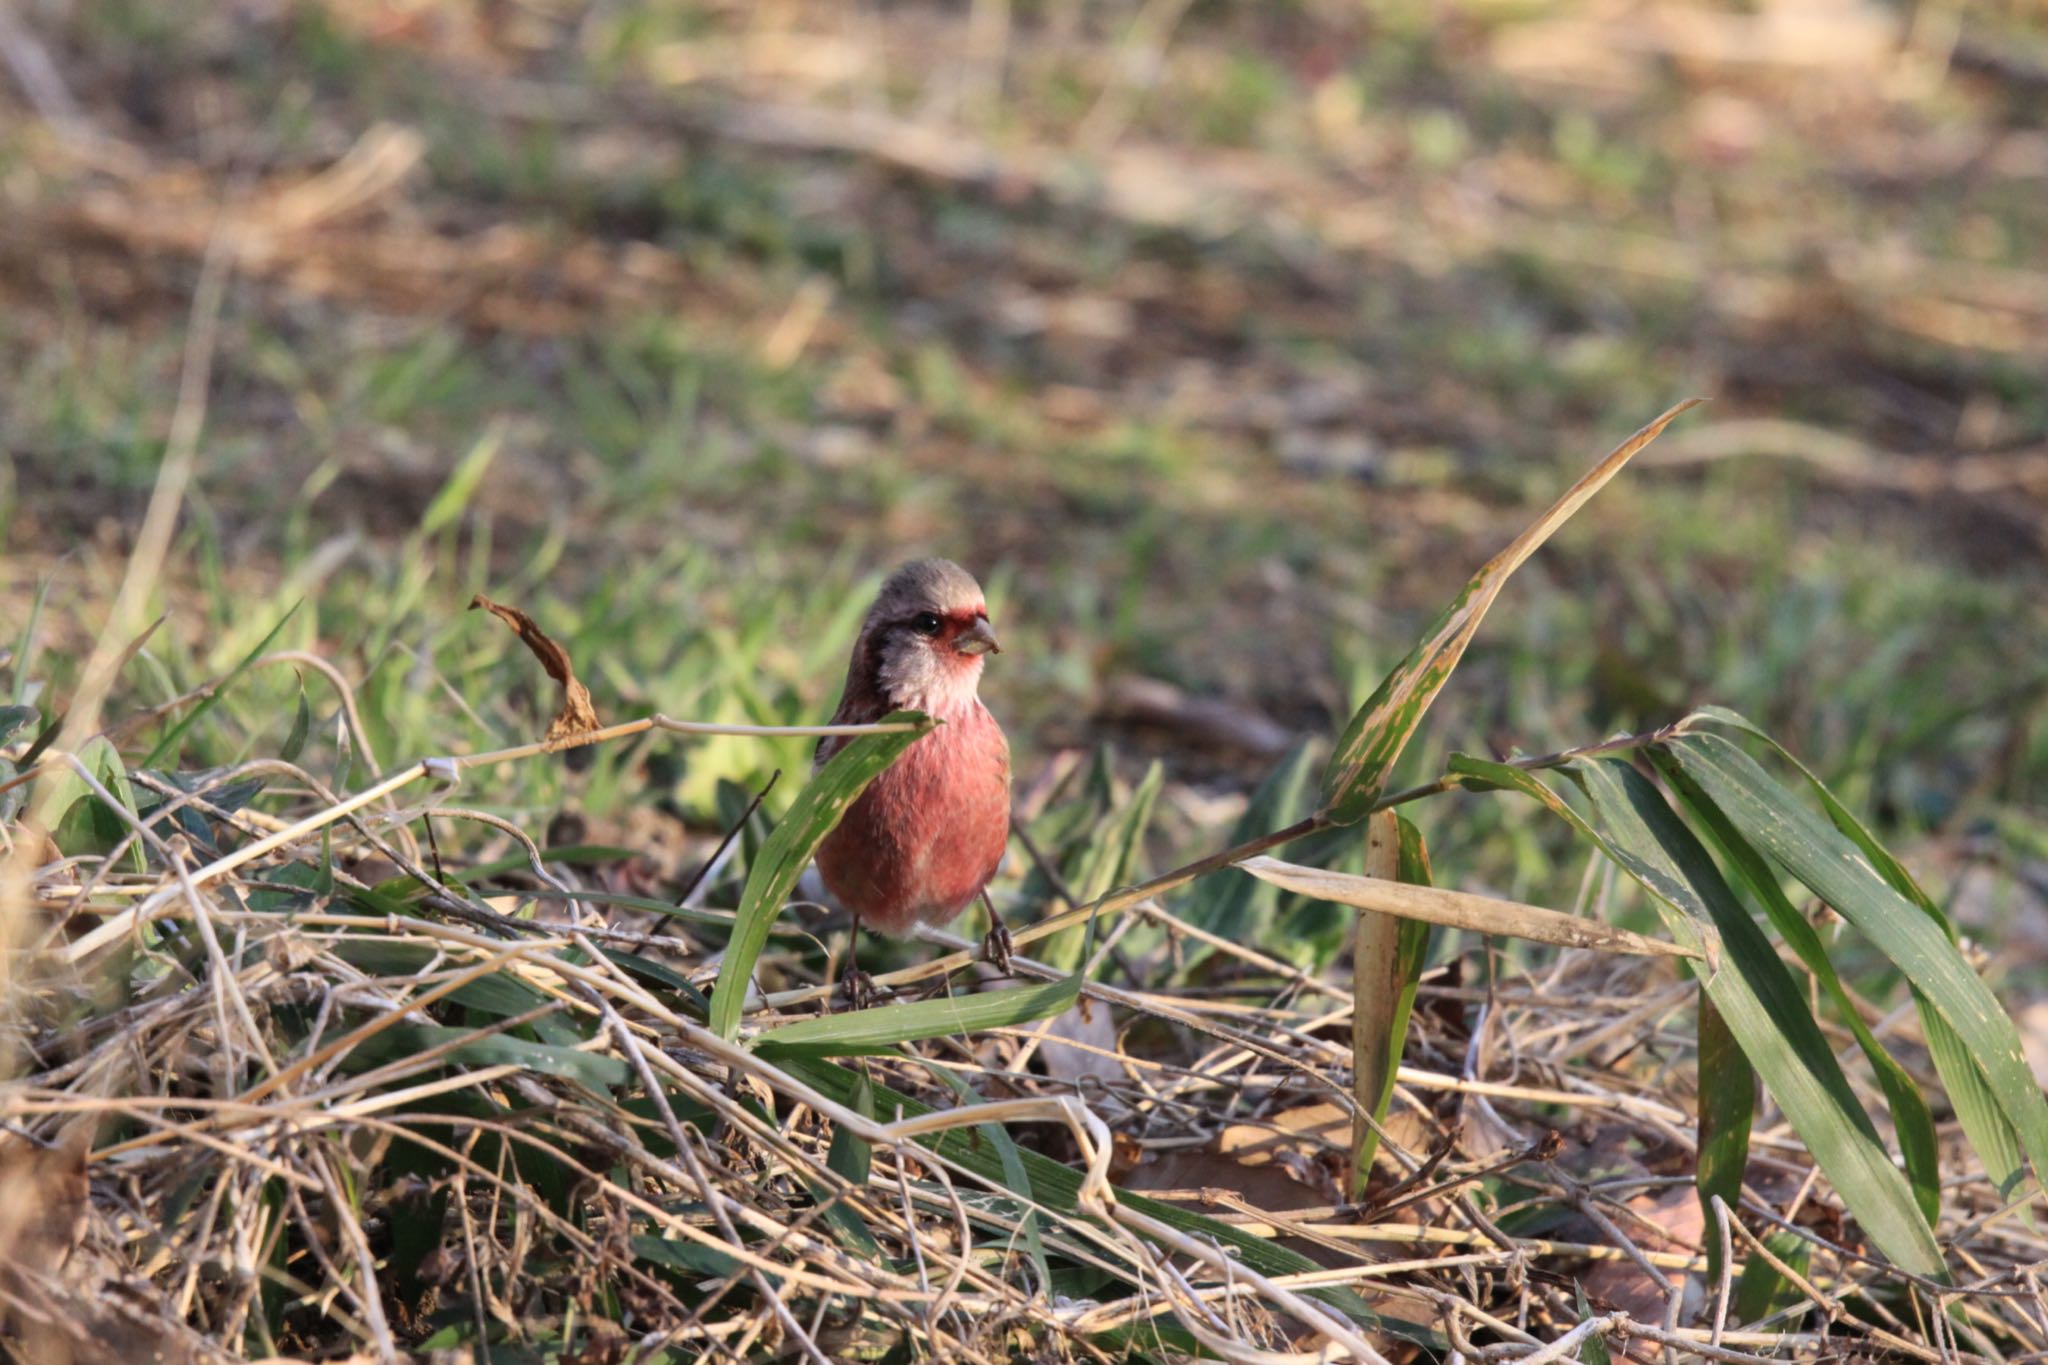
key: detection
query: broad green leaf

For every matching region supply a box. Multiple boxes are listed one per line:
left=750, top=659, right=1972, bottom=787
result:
left=1318, top=400, right=1700, bottom=824
left=1682, top=708, right=2036, bottom=1213
left=1696, top=992, right=1754, bottom=1287
left=710, top=710, right=934, bottom=1039
left=1666, top=732, right=2048, bottom=1188
left=1451, top=753, right=1946, bottom=1278
left=143, top=602, right=301, bottom=769
left=1567, top=758, right=1945, bottom=1279
left=756, top=974, right=1080, bottom=1056
left=1654, top=753, right=1942, bottom=1224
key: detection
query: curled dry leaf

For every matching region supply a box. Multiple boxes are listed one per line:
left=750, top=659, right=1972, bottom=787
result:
left=470, top=593, right=602, bottom=747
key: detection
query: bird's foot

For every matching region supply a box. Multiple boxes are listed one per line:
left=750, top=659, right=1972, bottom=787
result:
left=980, top=923, right=1014, bottom=974
left=838, top=969, right=880, bottom=1011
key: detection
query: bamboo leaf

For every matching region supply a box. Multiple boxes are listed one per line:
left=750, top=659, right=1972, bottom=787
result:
left=1450, top=752, right=1946, bottom=1278
left=1733, top=1229, right=1810, bottom=1330
left=1653, top=752, right=1943, bottom=1224
left=1318, top=400, right=1700, bottom=824
left=1240, top=855, right=1698, bottom=959
left=757, top=975, right=1080, bottom=1056
left=1681, top=708, right=2036, bottom=1212
left=1351, top=810, right=1431, bottom=1189
left=1665, top=731, right=2048, bottom=1187
left=1697, top=992, right=1754, bottom=1287
left=710, top=709, right=934, bottom=1039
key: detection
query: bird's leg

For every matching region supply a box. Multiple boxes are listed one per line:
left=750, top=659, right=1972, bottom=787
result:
left=978, top=889, right=1014, bottom=974
left=839, top=914, right=876, bottom=1011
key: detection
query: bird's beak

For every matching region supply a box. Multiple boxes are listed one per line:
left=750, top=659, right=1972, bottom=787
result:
left=955, top=617, right=1001, bottom=656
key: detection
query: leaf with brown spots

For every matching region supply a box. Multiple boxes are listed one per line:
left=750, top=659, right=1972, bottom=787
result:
left=470, top=593, right=602, bottom=747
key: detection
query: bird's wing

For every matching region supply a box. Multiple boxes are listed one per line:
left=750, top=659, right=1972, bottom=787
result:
left=814, top=689, right=875, bottom=771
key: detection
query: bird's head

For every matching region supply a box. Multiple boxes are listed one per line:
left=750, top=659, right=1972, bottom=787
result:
left=858, top=558, right=1000, bottom=715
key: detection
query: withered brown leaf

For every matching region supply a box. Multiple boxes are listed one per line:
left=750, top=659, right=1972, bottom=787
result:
left=470, top=594, right=602, bottom=748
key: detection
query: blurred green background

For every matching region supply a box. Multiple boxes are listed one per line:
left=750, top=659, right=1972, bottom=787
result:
left=1, top=0, right=2043, bottom=995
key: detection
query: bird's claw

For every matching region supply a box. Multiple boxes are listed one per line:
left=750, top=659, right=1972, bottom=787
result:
left=839, top=969, right=879, bottom=1012
left=981, top=923, right=1014, bottom=974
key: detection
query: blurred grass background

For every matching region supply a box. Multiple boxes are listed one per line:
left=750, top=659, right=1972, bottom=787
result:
left=1, top=0, right=2043, bottom=994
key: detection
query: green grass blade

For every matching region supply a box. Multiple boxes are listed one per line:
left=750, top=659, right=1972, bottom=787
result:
left=928, top=1061, right=1052, bottom=1296
left=142, top=602, right=301, bottom=769
left=1451, top=752, right=1946, bottom=1278
left=756, top=975, right=1081, bottom=1056
left=1666, top=731, right=2048, bottom=1185
left=416, top=422, right=503, bottom=539
left=280, top=678, right=312, bottom=763
left=1318, top=401, right=1700, bottom=824
left=9, top=575, right=52, bottom=703
left=709, top=709, right=934, bottom=1038
left=345, top=1023, right=628, bottom=1090
left=1042, top=758, right=1161, bottom=972
left=820, top=1071, right=881, bottom=1255
left=1696, top=991, right=1754, bottom=1287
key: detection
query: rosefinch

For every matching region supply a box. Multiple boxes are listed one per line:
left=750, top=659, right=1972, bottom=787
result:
left=814, top=559, right=1012, bottom=1002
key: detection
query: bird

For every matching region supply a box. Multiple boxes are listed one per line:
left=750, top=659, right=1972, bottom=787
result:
left=813, top=558, right=1013, bottom=1004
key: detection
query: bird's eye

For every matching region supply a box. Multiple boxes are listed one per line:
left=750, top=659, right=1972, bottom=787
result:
left=911, top=612, right=944, bottom=636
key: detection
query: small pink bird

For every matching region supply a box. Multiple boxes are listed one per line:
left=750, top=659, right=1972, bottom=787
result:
left=814, top=559, right=1013, bottom=1001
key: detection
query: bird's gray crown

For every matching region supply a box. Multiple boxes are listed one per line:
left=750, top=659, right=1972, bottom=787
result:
left=870, top=558, right=986, bottom=620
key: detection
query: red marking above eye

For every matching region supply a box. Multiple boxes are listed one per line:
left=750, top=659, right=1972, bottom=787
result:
left=944, top=607, right=988, bottom=628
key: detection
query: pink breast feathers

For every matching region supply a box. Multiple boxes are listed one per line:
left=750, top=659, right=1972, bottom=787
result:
left=815, top=703, right=1012, bottom=937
